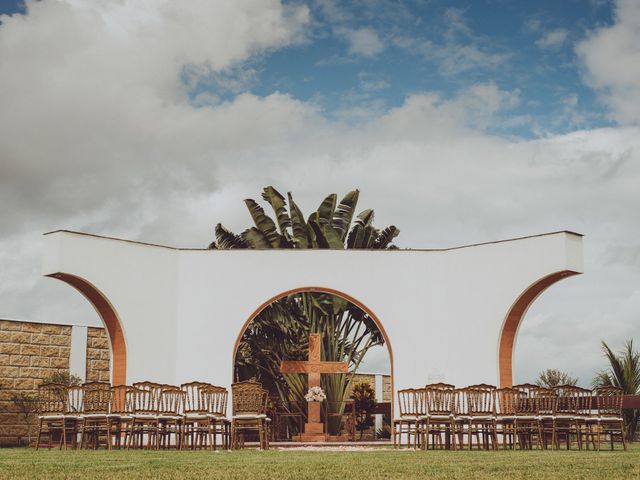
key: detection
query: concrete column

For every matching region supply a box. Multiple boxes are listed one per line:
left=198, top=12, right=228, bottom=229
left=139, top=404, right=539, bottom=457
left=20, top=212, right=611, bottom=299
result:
left=69, top=325, right=88, bottom=381
left=375, top=374, right=384, bottom=434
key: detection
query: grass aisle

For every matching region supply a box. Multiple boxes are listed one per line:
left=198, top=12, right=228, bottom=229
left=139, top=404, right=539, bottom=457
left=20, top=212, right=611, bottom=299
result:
left=0, top=446, right=638, bottom=480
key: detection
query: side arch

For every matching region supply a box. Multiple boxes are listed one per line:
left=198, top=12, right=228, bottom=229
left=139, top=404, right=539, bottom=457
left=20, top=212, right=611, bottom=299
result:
left=46, top=273, right=127, bottom=386
left=498, top=270, right=579, bottom=387
left=232, top=286, right=394, bottom=412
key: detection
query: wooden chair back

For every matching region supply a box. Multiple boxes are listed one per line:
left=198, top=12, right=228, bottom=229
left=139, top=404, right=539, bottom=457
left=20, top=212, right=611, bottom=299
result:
left=496, top=387, right=526, bottom=415
left=82, top=382, right=111, bottom=415
left=535, top=388, right=557, bottom=416
left=131, top=382, right=162, bottom=415
left=232, top=381, right=266, bottom=416
left=595, top=386, right=624, bottom=416
left=553, top=385, right=587, bottom=415
left=110, top=385, right=134, bottom=415
left=204, top=385, right=228, bottom=417
left=397, top=388, right=425, bottom=417
left=37, top=383, right=67, bottom=416
left=67, top=385, right=83, bottom=415
left=424, top=383, right=455, bottom=416
left=181, top=381, right=211, bottom=414
left=466, top=384, right=496, bottom=416
left=159, top=386, right=184, bottom=415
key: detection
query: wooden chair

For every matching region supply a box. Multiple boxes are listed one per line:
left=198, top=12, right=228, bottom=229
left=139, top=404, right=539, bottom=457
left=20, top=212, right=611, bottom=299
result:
left=65, top=385, right=84, bottom=449
left=35, top=383, right=67, bottom=450
left=535, top=388, right=558, bottom=449
left=109, top=385, right=134, bottom=449
left=495, top=387, right=526, bottom=449
left=552, top=385, right=587, bottom=450
left=231, top=381, right=269, bottom=450
left=181, top=381, right=212, bottom=449
left=572, top=386, right=593, bottom=450
left=158, top=385, right=184, bottom=449
left=393, top=388, right=424, bottom=448
left=465, top=384, right=498, bottom=450
left=127, top=382, right=163, bottom=449
left=79, top=382, right=112, bottom=449
left=593, top=386, right=626, bottom=451
left=419, top=383, right=455, bottom=450
left=204, top=385, right=230, bottom=450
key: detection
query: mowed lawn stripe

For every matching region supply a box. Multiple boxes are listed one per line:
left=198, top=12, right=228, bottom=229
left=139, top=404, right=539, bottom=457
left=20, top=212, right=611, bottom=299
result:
left=0, top=447, right=638, bottom=480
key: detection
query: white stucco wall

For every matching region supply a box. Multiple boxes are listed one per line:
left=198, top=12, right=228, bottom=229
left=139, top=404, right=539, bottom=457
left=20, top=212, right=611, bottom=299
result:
left=42, top=230, right=583, bottom=416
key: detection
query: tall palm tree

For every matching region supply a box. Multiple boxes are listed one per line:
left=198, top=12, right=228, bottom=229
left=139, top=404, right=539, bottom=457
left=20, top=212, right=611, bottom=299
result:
left=592, top=340, right=640, bottom=441
left=217, top=187, right=397, bottom=435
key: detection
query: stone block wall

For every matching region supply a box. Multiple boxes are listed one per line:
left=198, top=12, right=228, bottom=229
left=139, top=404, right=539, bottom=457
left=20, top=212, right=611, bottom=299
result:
left=0, top=320, right=111, bottom=446
left=86, top=327, right=110, bottom=383
left=0, top=320, right=72, bottom=445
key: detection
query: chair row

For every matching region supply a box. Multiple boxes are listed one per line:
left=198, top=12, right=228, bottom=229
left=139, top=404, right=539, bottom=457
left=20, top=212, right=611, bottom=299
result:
left=35, top=380, right=270, bottom=451
left=393, top=383, right=627, bottom=451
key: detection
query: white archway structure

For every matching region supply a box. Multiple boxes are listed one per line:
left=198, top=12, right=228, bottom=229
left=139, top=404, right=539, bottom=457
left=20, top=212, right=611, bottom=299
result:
left=42, top=229, right=583, bottom=414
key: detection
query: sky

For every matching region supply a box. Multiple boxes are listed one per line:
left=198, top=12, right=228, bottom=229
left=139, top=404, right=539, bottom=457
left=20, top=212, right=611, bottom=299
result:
left=0, top=0, right=639, bottom=385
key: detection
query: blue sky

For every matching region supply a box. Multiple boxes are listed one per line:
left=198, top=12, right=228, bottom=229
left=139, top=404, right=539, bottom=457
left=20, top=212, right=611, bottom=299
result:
left=193, top=0, right=616, bottom=137
left=0, top=0, right=639, bottom=383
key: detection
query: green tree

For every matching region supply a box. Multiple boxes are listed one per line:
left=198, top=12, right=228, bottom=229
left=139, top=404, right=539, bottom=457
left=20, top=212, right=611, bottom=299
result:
left=351, top=382, right=376, bottom=440
left=221, top=187, right=396, bottom=435
left=592, top=340, right=640, bottom=441
left=535, top=368, right=578, bottom=388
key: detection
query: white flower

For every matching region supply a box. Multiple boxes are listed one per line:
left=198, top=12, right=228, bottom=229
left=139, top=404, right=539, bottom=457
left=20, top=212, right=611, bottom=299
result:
left=304, top=386, right=326, bottom=402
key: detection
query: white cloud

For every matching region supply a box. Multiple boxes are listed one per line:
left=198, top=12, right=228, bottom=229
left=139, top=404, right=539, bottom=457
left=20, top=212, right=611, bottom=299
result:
left=338, top=27, right=384, bottom=57
left=577, top=0, right=640, bottom=124
left=536, top=28, right=568, bottom=49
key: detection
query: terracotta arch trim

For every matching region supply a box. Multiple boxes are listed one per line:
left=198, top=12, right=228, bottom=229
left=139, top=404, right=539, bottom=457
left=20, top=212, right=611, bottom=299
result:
left=47, top=273, right=127, bottom=386
left=233, top=286, right=394, bottom=416
left=498, top=270, right=579, bottom=387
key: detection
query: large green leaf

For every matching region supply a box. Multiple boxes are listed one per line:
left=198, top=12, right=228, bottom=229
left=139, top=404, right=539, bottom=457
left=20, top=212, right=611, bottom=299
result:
left=321, top=224, right=345, bottom=249
left=215, top=223, right=250, bottom=249
left=372, top=225, right=400, bottom=249
left=308, top=216, right=330, bottom=249
left=288, top=193, right=310, bottom=248
left=244, top=199, right=282, bottom=248
left=331, top=189, right=359, bottom=241
left=262, top=186, right=292, bottom=237
left=242, top=227, right=272, bottom=249
left=316, top=194, right=337, bottom=226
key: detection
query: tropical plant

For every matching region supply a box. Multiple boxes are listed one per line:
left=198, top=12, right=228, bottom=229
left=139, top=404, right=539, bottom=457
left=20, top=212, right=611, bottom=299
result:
left=535, top=368, right=578, bottom=388
left=351, top=381, right=376, bottom=439
left=592, top=340, right=640, bottom=441
left=222, top=187, right=396, bottom=436
left=9, top=392, right=38, bottom=445
left=209, top=186, right=399, bottom=250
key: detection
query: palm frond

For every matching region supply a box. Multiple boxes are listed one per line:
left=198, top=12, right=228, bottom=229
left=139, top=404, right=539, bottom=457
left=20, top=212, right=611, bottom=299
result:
left=288, top=193, right=310, bottom=248
left=244, top=199, right=282, bottom=248
left=242, top=227, right=272, bottom=249
left=372, top=225, right=400, bottom=249
left=331, top=189, right=360, bottom=241
left=262, top=186, right=292, bottom=237
left=215, top=223, right=250, bottom=249
left=316, top=194, right=337, bottom=226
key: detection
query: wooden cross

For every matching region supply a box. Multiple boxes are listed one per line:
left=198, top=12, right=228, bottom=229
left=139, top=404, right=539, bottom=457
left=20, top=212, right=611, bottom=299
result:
left=280, top=333, right=348, bottom=434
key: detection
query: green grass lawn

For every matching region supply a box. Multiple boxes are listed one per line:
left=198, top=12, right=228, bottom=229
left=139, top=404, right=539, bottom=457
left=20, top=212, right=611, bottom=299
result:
left=0, top=445, right=638, bottom=480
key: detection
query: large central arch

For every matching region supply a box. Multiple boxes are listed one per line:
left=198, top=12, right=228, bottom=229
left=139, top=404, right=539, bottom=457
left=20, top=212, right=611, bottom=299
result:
left=232, top=286, right=394, bottom=415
